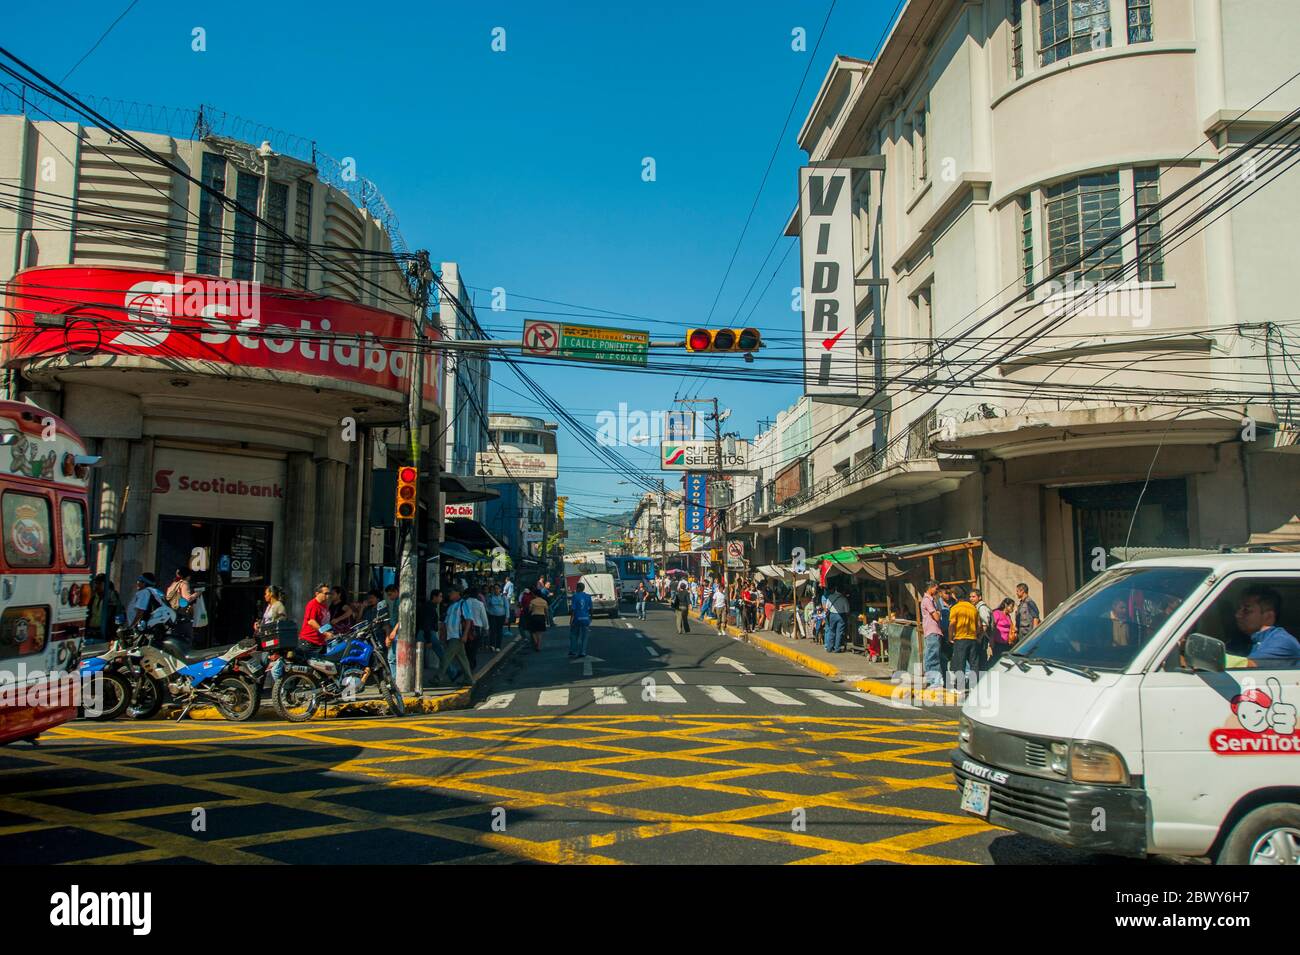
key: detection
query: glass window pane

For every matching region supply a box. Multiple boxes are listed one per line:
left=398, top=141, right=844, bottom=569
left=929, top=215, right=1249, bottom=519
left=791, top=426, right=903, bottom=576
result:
left=232, top=171, right=261, bottom=282
left=60, top=499, right=87, bottom=567
left=4, top=492, right=53, bottom=568
left=196, top=153, right=226, bottom=276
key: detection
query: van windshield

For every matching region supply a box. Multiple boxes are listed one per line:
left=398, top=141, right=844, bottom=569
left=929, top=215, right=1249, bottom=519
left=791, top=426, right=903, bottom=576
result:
left=1012, top=566, right=1210, bottom=671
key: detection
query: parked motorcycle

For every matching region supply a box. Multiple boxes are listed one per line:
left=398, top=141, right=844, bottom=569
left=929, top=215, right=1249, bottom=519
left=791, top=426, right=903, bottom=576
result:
left=273, top=616, right=405, bottom=721
left=133, top=637, right=266, bottom=722
left=78, top=615, right=165, bottom=721
left=79, top=611, right=264, bottom=722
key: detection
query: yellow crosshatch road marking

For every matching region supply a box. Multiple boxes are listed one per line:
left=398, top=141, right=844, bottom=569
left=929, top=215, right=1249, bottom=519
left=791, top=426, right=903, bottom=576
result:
left=0, top=712, right=993, bottom=865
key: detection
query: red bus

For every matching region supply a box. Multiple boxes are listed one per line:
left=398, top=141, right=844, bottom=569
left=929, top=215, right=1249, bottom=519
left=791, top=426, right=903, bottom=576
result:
left=0, top=401, right=93, bottom=744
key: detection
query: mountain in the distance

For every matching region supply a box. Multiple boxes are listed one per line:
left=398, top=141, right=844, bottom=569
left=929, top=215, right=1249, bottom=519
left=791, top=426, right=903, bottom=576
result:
left=562, top=509, right=634, bottom=551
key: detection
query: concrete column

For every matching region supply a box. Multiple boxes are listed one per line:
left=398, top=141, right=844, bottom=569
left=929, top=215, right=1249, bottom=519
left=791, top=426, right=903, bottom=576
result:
left=119, top=438, right=154, bottom=588
left=284, top=452, right=317, bottom=614
left=93, top=438, right=130, bottom=576
left=314, top=458, right=347, bottom=591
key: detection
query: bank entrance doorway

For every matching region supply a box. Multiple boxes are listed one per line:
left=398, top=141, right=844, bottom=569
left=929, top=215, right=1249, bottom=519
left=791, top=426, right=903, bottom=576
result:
left=156, top=516, right=272, bottom=648
left=1060, top=478, right=1189, bottom=589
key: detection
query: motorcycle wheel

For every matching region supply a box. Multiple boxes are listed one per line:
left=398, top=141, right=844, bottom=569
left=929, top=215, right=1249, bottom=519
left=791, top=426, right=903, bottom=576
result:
left=274, top=672, right=320, bottom=722
left=126, top=675, right=165, bottom=720
left=373, top=657, right=405, bottom=717
left=83, top=670, right=130, bottom=721
left=214, top=676, right=261, bottom=722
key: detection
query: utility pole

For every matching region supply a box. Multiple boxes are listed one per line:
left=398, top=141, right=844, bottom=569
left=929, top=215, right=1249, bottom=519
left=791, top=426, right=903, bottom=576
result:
left=711, top=396, right=728, bottom=589
left=397, top=250, right=433, bottom=695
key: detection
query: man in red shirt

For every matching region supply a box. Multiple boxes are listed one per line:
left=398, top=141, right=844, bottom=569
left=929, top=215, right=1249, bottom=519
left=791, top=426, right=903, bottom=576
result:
left=300, top=583, right=332, bottom=648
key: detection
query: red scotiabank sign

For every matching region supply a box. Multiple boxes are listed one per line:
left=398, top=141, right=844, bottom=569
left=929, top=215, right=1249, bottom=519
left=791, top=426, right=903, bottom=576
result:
left=3, top=266, right=441, bottom=407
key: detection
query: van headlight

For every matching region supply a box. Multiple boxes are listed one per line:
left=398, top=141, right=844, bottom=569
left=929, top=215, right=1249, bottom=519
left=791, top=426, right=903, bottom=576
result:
left=958, top=714, right=972, bottom=746
left=1070, top=741, right=1129, bottom=785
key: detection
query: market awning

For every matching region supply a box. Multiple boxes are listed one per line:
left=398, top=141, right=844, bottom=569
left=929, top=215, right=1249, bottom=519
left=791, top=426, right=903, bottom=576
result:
left=820, top=536, right=983, bottom=582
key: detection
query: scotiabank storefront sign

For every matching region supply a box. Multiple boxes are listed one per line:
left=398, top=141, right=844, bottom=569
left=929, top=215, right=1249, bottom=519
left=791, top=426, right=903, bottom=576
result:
left=3, top=266, right=440, bottom=407
left=151, top=447, right=285, bottom=524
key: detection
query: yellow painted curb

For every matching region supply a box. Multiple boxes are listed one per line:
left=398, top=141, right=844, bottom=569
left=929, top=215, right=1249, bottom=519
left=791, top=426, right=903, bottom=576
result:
left=729, top=624, right=963, bottom=707
left=176, top=686, right=472, bottom=721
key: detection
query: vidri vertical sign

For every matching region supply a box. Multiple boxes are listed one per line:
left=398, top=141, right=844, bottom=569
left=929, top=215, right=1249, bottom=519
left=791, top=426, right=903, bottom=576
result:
left=798, top=166, right=858, bottom=396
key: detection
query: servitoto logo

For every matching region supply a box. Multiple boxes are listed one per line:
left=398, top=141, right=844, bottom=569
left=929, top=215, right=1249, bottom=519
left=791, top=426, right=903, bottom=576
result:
left=152, top=469, right=282, bottom=499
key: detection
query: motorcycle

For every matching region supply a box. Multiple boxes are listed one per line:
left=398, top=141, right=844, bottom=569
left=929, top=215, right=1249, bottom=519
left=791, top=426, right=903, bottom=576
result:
left=79, top=602, right=264, bottom=722
left=78, top=600, right=181, bottom=721
left=273, top=615, right=405, bottom=721
left=132, top=637, right=266, bottom=722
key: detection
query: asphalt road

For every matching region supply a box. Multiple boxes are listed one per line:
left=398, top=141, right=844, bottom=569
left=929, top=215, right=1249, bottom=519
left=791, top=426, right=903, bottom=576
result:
left=0, top=605, right=1180, bottom=864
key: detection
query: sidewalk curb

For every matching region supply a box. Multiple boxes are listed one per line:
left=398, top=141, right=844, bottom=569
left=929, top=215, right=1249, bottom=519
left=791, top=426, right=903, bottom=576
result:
left=180, top=635, right=524, bottom=721
left=710, top=617, right=962, bottom=707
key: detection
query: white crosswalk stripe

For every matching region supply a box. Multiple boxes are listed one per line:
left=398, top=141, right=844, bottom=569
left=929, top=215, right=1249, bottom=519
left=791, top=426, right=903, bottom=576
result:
left=847, top=690, right=919, bottom=710
left=665, top=671, right=685, bottom=684
left=537, top=689, right=569, bottom=706
left=645, top=683, right=686, bottom=703
left=476, top=693, right=515, bottom=710
left=592, top=686, right=627, bottom=705
left=801, top=688, right=863, bottom=707
left=697, top=685, right=745, bottom=704
left=750, top=686, right=804, bottom=706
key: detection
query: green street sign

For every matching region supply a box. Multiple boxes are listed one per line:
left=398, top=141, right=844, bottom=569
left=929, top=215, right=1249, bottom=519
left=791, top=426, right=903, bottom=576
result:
left=523, top=319, right=648, bottom=366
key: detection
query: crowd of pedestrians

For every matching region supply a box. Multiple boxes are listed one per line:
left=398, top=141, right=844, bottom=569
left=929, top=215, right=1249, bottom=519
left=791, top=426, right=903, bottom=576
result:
left=918, top=579, right=1040, bottom=691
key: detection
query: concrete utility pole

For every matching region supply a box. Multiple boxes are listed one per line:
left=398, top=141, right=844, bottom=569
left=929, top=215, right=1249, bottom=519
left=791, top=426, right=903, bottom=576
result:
left=396, top=250, right=433, bottom=694
left=711, top=396, right=728, bottom=589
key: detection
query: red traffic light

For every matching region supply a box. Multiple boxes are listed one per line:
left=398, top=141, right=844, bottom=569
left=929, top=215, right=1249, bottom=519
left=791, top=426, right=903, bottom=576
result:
left=395, top=466, right=418, bottom=521
left=685, top=328, right=763, bottom=353
left=687, top=329, right=712, bottom=352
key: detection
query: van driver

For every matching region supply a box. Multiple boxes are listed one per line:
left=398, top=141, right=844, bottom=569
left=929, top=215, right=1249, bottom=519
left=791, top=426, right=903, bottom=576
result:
left=1230, top=586, right=1300, bottom=669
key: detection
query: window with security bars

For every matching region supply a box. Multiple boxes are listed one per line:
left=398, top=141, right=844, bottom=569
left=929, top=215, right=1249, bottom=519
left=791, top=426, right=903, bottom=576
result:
left=293, top=181, right=313, bottom=289
left=1010, top=0, right=1024, bottom=79
left=1134, top=166, right=1164, bottom=281
left=1045, top=171, right=1123, bottom=282
left=1038, top=0, right=1111, bottom=66
left=264, top=181, right=289, bottom=287
left=232, top=171, right=261, bottom=281
left=1019, top=194, right=1034, bottom=290
left=196, top=152, right=226, bottom=276
left=1127, top=0, right=1153, bottom=43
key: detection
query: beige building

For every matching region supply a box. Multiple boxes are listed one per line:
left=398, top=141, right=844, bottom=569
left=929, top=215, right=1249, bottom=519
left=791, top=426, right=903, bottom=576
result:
left=0, top=111, right=444, bottom=642
left=744, top=0, right=1299, bottom=612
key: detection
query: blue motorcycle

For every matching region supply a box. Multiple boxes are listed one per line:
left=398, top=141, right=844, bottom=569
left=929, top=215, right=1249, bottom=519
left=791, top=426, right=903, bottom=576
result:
left=272, top=615, right=404, bottom=721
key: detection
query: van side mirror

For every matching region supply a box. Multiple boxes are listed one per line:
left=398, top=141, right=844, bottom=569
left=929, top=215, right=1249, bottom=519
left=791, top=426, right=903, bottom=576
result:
left=1185, top=633, right=1226, bottom=672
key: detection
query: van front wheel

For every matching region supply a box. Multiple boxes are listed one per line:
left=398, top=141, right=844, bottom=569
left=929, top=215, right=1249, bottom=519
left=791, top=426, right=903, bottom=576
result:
left=1217, top=804, right=1300, bottom=865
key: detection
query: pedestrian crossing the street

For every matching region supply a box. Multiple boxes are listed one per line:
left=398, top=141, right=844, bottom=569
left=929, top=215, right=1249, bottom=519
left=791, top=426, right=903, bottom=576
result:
left=474, top=684, right=906, bottom=710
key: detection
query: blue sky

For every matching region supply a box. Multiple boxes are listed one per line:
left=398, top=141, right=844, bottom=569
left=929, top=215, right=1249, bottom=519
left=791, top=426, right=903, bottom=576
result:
left=6, top=0, right=898, bottom=523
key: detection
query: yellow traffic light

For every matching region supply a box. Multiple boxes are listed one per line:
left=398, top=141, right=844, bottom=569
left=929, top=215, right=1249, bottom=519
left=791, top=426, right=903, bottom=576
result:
left=557, top=496, right=566, bottom=520
left=395, top=466, right=418, bottom=521
left=685, top=328, right=762, bottom=353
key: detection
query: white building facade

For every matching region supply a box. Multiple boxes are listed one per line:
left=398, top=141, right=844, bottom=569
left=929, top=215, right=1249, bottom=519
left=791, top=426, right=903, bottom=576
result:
left=764, top=0, right=1299, bottom=611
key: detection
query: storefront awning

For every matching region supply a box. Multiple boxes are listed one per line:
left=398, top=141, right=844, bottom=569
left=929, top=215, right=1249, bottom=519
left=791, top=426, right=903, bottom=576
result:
left=440, top=541, right=490, bottom=566
left=441, top=473, right=500, bottom=505
left=444, top=517, right=504, bottom=552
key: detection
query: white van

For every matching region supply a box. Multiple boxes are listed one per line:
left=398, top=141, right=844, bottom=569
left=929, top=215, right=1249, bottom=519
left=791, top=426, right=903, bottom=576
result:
left=573, top=573, right=619, bottom=618
left=953, top=554, right=1300, bottom=865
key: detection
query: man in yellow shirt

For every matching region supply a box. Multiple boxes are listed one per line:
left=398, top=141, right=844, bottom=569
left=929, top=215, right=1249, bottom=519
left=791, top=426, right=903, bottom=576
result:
left=948, top=590, right=980, bottom=692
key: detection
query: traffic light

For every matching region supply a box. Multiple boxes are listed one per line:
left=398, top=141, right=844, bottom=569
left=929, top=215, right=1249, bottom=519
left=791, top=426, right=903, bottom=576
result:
left=395, top=466, right=418, bottom=521
left=557, top=496, right=566, bottom=521
left=685, top=327, right=762, bottom=353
